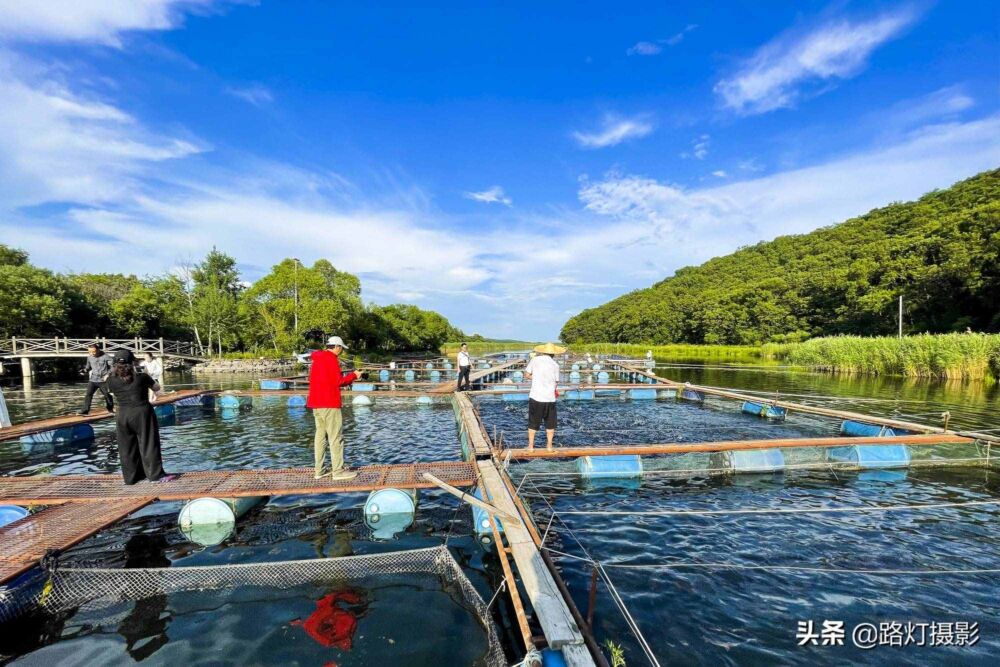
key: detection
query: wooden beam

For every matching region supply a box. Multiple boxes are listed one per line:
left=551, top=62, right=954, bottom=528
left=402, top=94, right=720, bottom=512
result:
left=504, top=433, right=974, bottom=459
left=421, top=472, right=519, bottom=524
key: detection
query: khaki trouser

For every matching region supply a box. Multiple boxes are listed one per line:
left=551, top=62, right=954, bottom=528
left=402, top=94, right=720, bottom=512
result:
left=313, top=408, right=345, bottom=475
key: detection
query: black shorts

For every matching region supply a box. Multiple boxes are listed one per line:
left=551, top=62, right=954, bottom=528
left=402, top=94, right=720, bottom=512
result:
left=528, top=399, right=557, bottom=430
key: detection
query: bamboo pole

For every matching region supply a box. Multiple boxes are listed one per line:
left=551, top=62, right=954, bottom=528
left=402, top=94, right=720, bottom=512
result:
left=421, top=472, right=519, bottom=524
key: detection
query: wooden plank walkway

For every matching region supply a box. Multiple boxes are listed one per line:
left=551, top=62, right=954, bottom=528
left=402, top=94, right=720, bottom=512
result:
left=0, top=389, right=215, bottom=443
left=0, top=498, right=152, bottom=585
left=429, top=358, right=526, bottom=394
left=505, top=433, right=974, bottom=459
left=453, top=393, right=493, bottom=457
left=0, top=461, right=475, bottom=505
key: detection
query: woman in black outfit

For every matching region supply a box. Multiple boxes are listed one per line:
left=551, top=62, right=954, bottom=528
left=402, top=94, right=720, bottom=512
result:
left=105, top=350, right=174, bottom=485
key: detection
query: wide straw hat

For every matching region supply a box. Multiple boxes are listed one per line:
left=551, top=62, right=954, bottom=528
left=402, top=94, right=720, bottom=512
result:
left=533, top=342, right=567, bottom=355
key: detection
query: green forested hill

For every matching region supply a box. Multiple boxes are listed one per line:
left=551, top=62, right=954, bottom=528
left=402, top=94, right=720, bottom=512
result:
left=560, top=169, right=1000, bottom=345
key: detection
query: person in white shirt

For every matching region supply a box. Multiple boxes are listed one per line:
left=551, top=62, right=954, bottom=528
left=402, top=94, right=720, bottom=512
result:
left=525, top=342, right=565, bottom=450
left=457, top=343, right=472, bottom=391
left=142, top=353, right=164, bottom=402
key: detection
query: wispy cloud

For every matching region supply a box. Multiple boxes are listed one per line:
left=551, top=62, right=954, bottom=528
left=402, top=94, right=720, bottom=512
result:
left=626, top=41, right=661, bottom=56
left=226, top=84, right=274, bottom=107
left=573, top=114, right=654, bottom=149
left=627, top=24, right=698, bottom=55
left=711, top=170, right=727, bottom=178
left=0, top=0, right=226, bottom=47
left=680, top=134, right=710, bottom=160
left=886, top=85, right=974, bottom=128
left=664, top=24, right=698, bottom=46
left=715, top=8, right=920, bottom=115
left=464, top=185, right=512, bottom=206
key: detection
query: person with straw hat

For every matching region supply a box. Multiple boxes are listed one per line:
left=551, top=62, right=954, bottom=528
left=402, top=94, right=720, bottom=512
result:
left=525, top=342, right=565, bottom=450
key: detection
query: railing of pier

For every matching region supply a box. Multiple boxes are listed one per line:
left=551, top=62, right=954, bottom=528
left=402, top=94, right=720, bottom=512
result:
left=3, top=337, right=202, bottom=358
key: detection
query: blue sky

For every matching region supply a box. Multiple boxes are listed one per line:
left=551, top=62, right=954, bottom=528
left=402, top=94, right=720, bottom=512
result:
left=0, top=1, right=997, bottom=339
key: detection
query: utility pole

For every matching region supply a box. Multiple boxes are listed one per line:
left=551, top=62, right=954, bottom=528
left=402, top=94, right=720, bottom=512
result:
left=292, top=258, right=300, bottom=334
left=898, top=294, right=903, bottom=339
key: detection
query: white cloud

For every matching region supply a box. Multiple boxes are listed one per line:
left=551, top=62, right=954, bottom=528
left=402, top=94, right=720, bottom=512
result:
left=680, top=134, right=710, bottom=160
left=629, top=25, right=698, bottom=54
left=0, top=0, right=223, bottom=47
left=627, top=41, right=662, bottom=56
left=886, top=85, right=974, bottom=128
left=225, top=84, right=273, bottom=107
left=712, top=170, right=727, bottom=178
left=664, top=24, right=698, bottom=46
left=573, top=114, right=654, bottom=149
left=0, top=50, right=203, bottom=207
left=464, top=186, right=512, bottom=206
left=715, top=8, right=919, bottom=115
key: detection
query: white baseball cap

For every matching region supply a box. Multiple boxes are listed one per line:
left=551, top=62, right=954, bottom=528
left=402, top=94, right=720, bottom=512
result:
left=326, top=336, right=349, bottom=349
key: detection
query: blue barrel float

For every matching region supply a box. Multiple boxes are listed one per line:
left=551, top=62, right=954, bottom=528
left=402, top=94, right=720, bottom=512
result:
left=259, top=379, right=288, bottom=390
left=629, top=388, right=657, bottom=400
left=287, top=395, right=306, bottom=408
left=416, top=396, right=433, bottom=405
left=829, top=420, right=911, bottom=469
left=178, top=496, right=268, bottom=546
left=741, top=401, right=787, bottom=421
left=404, top=370, right=416, bottom=382
left=443, top=361, right=453, bottom=370
left=0, top=505, right=29, bottom=528
left=352, top=383, right=375, bottom=392
left=680, top=386, right=705, bottom=403
left=379, top=369, right=391, bottom=382
left=571, top=364, right=580, bottom=371
left=153, top=403, right=176, bottom=425
left=218, top=394, right=252, bottom=410
left=657, top=388, right=678, bottom=399
left=577, top=455, right=643, bottom=478
left=430, top=370, right=442, bottom=383
left=502, top=392, right=530, bottom=402
left=20, top=423, right=94, bottom=447
left=569, top=371, right=581, bottom=384
left=711, top=449, right=785, bottom=473
left=597, top=371, right=609, bottom=384
left=512, top=371, right=524, bottom=383
left=592, top=363, right=602, bottom=371
left=352, top=394, right=374, bottom=407
left=472, top=487, right=503, bottom=544
left=564, top=389, right=594, bottom=400
left=364, top=488, right=417, bottom=540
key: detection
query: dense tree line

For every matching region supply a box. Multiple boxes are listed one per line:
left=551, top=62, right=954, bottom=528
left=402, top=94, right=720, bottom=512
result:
left=0, top=247, right=463, bottom=355
left=561, top=169, right=1000, bottom=345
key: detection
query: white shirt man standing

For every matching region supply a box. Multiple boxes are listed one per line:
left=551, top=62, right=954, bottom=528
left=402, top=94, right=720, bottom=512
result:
left=524, top=343, right=565, bottom=450
left=457, top=343, right=472, bottom=391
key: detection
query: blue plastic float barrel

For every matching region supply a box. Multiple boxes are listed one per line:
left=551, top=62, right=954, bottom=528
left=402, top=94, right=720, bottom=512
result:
left=597, top=371, right=609, bottom=384
left=658, top=388, right=677, bottom=399
left=680, top=387, right=705, bottom=402
left=576, top=455, right=643, bottom=478
left=178, top=496, right=268, bottom=546
left=259, top=379, right=288, bottom=390
left=472, top=488, right=503, bottom=543
left=592, top=363, right=601, bottom=371
left=564, top=389, right=594, bottom=400
left=512, top=371, right=524, bottom=383
left=153, top=403, right=176, bottom=421
left=827, top=444, right=911, bottom=469
left=571, top=364, right=580, bottom=371
left=364, top=488, right=417, bottom=539
left=20, top=423, right=94, bottom=446
left=569, top=371, right=581, bottom=383
left=425, top=362, right=434, bottom=369
left=416, top=396, right=433, bottom=405
left=352, top=394, right=374, bottom=406
left=502, top=393, right=530, bottom=402
left=352, top=382, right=375, bottom=392
left=711, top=449, right=785, bottom=473
left=840, top=420, right=890, bottom=437
left=287, top=395, right=306, bottom=408
left=629, top=388, right=657, bottom=400
left=741, top=401, right=786, bottom=421
left=0, top=505, right=29, bottom=528
left=379, top=369, right=390, bottom=382
left=444, top=362, right=453, bottom=370
left=404, top=370, right=416, bottom=382
left=430, top=370, right=441, bottom=383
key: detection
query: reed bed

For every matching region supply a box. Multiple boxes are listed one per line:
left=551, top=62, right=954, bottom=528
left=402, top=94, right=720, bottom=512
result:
left=764, top=333, right=1000, bottom=380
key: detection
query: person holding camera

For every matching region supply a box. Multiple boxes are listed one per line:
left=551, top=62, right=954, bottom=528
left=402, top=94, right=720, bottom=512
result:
left=306, top=336, right=367, bottom=481
left=78, top=343, right=114, bottom=415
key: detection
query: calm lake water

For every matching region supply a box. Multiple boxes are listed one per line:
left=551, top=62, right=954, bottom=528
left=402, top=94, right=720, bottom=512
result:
left=1, top=362, right=998, bottom=665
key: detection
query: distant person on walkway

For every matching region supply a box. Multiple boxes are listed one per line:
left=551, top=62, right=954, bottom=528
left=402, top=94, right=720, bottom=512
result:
left=142, top=353, right=164, bottom=401
left=78, top=343, right=114, bottom=415
left=105, top=350, right=174, bottom=485
left=457, top=343, right=472, bottom=391
left=307, top=336, right=365, bottom=481
left=525, top=343, right=565, bottom=450
left=645, top=350, right=653, bottom=361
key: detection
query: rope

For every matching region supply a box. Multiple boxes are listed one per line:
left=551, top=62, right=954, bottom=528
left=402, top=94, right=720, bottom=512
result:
left=601, top=562, right=1000, bottom=575
left=553, top=498, right=1000, bottom=517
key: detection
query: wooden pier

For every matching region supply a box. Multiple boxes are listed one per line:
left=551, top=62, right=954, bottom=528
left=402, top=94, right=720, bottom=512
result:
left=0, top=461, right=475, bottom=505
left=0, top=389, right=215, bottom=443
left=429, top=358, right=526, bottom=394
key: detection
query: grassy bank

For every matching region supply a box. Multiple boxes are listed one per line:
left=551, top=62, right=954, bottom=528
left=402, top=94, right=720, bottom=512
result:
left=441, top=341, right=540, bottom=355
left=566, top=342, right=764, bottom=361
left=764, top=333, right=1000, bottom=380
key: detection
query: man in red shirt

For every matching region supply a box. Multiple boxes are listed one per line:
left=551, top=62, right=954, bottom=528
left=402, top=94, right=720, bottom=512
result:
left=307, top=336, right=362, bottom=480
